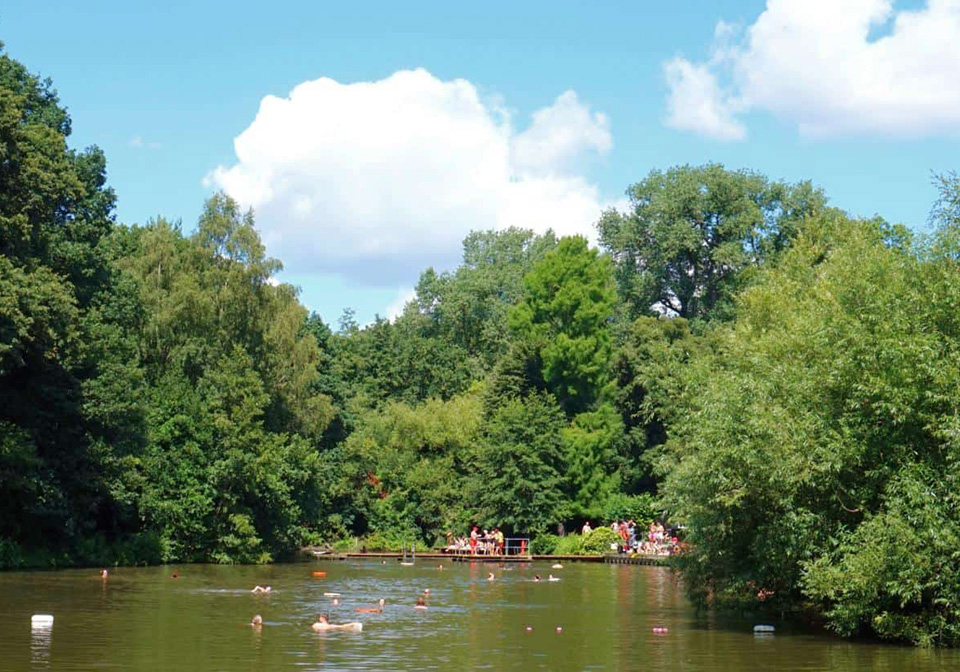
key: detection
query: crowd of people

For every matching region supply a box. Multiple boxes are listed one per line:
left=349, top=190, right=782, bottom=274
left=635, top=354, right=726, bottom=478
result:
left=581, top=519, right=681, bottom=556
left=444, top=526, right=507, bottom=555
left=439, top=520, right=681, bottom=556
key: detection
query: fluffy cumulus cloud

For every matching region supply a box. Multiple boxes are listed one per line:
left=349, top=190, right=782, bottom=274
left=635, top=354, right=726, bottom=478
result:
left=664, top=0, right=960, bottom=139
left=208, top=69, right=614, bottom=286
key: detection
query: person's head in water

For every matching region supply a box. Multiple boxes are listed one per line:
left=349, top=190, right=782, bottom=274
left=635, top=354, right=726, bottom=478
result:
left=415, top=596, right=427, bottom=608
left=100, top=568, right=108, bottom=578
left=251, top=615, right=263, bottom=626
left=534, top=575, right=542, bottom=582
left=317, top=614, right=330, bottom=625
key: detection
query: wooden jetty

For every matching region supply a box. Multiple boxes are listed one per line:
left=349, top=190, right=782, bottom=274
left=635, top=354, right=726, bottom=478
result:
left=304, top=550, right=668, bottom=566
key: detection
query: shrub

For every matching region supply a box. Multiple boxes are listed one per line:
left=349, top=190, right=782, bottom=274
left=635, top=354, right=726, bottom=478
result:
left=580, top=527, right=621, bottom=554
left=360, top=531, right=424, bottom=552
left=531, top=533, right=590, bottom=555
left=531, top=534, right=561, bottom=555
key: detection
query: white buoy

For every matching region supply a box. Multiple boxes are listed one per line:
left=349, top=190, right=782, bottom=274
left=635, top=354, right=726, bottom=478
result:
left=753, top=624, right=775, bottom=633
left=323, top=592, right=341, bottom=597
left=31, top=615, right=54, bottom=627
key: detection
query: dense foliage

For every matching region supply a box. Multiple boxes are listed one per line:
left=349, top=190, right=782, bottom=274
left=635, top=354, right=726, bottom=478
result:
left=4, top=46, right=960, bottom=646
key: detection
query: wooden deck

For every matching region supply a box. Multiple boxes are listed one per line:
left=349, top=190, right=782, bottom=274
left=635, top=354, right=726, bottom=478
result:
left=305, top=550, right=668, bottom=566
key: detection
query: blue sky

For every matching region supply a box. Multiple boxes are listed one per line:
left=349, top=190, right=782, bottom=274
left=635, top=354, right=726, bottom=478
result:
left=4, top=1, right=958, bottom=324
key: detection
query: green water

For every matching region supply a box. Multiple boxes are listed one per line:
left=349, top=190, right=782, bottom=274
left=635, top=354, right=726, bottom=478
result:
left=2, top=560, right=959, bottom=671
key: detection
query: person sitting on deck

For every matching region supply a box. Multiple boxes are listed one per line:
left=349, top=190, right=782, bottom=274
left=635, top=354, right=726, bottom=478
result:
left=312, top=614, right=363, bottom=632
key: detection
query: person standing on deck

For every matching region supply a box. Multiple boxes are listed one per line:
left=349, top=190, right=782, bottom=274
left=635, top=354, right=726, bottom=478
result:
left=470, top=526, right=478, bottom=555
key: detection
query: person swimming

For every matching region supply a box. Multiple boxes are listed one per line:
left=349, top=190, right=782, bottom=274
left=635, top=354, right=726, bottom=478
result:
left=533, top=575, right=542, bottom=582
left=332, top=598, right=340, bottom=606
left=99, top=569, right=108, bottom=579
left=437, top=564, right=443, bottom=570
left=312, top=614, right=363, bottom=632
left=415, top=596, right=428, bottom=610
left=355, top=598, right=385, bottom=613
left=548, top=574, right=561, bottom=582
left=251, top=615, right=263, bottom=627
left=251, top=585, right=272, bottom=594
left=487, top=572, right=496, bottom=581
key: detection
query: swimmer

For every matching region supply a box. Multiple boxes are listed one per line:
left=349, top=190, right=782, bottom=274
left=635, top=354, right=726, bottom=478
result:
left=171, top=571, right=179, bottom=579
left=99, top=568, right=108, bottom=579
left=332, top=598, right=340, bottom=606
left=423, top=588, right=430, bottom=595
left=487, top=572, right=496, bottom=581
left=251, top=614, right=263, bottom=628
left=312, top=614, right=363, bottom=632
left=437, top=564, right=443, bottom=570
left=251, top=585, right=272, bottom=594
left=355, top=598, right=385, bottom=613
left=548, top=574, right=561, bottom=582
left=533, top=575, right=542, bottom=582
left=415, top=596, right=428, bottom=610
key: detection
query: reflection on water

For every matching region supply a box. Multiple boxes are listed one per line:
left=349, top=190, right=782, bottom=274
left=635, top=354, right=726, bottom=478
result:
left=30, top=622, right=52, bottom=669
left=0, top=561, right=959, bottom=671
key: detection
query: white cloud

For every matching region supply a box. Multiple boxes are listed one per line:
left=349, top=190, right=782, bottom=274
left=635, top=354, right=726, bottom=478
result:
left=511, top=90, right=612, bottom=176
left=385, top=286, right=417, bottom=322
left=664, top=0, right=960, bottom=139
left=128, top=136, right=161, bottom=149
left=664, top=58, right=746, bottom=141
left=208, top=69, right=616, bottom=285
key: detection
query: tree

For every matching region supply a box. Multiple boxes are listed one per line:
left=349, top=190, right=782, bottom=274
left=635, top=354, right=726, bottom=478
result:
left=661, top=204, right=960, bottom=645
left=597, top=164, right=827, bottom=322
left=469, top=391, right=569, bottom=535
left=509, top=236, right=617, bottom=415
left=339, top=391, right=483, bottom=543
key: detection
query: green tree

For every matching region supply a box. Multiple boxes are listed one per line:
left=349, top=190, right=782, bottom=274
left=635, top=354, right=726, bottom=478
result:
left=509, top=236, right=617, bottom=415
left=469, top=391, right=569, bottom=535
left=598, top=164, right=827, bottom=322
left=661, top=202, right=960, bottom=645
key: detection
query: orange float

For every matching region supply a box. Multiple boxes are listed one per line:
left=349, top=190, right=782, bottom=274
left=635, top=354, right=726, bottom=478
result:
left=312, top=571, right=327, bottom=578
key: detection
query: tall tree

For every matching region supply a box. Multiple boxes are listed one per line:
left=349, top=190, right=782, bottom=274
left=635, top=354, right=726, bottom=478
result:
left=508, top=236, right=617, bottom=415
left=597, top=164, right=827, bottom=322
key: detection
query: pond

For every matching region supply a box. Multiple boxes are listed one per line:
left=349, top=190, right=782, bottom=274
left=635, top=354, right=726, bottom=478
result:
left=1, top=560, right=958, bottom=670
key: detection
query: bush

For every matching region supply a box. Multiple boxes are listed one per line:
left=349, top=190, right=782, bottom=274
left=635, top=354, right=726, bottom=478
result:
left=360, top=531, right=425, bottom=552
left=581, top=527, right=621, bottom=554
left=531, top=534, right=560, bottom=555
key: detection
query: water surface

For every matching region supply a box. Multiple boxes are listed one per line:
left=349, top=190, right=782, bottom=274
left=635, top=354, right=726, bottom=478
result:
left=1, top=560, right=957, bottom=670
